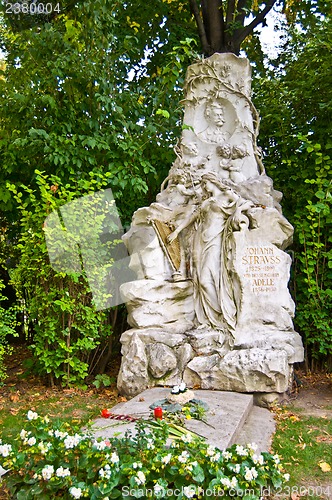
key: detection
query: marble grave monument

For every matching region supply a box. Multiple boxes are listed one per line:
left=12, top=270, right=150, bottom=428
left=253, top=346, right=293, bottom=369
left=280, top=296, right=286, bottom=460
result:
left=117, top=53, right=304, bottom=400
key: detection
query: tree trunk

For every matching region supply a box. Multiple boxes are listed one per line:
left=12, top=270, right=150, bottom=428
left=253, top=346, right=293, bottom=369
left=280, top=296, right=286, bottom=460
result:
left=189, top=0, right=278, bottom=56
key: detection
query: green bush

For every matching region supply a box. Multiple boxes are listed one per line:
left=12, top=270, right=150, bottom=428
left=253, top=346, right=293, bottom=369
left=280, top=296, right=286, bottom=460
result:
left=292, top=139, right=332, bottom=369
left=0, top=281, right=18, bottom=383
left=7, top=171, right=116, bottom=387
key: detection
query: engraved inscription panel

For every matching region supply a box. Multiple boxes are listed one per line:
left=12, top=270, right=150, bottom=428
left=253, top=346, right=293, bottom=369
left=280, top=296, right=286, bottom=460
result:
left=242, top=246, right=281, bottom=294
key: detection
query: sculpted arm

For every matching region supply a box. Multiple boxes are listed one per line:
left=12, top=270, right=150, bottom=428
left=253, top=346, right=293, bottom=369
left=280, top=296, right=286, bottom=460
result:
left=167, top=205, right=201, bottom=244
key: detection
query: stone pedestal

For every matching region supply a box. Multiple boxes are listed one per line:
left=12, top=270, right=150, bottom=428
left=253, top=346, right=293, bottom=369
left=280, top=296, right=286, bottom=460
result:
left=117, top=53, right=304, bottom=399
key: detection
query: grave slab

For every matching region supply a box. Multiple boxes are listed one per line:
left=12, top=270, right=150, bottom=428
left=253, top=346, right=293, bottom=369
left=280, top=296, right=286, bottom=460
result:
left=237, top=406, right=276, bottom=452
left=91, top=388, right=254, bottom=450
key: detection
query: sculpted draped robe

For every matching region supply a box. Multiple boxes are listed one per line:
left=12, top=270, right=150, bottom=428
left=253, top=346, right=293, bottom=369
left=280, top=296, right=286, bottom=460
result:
left=191, top=194, right=249, bottom=332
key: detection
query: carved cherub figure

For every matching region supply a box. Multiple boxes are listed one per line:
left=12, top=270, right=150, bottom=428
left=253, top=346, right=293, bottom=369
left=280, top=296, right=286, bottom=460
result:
left=217, top=143, right=249, bottom=183
left=175, top=138, right=210, bottom=169
left=216, top=143, right=233, bottom=170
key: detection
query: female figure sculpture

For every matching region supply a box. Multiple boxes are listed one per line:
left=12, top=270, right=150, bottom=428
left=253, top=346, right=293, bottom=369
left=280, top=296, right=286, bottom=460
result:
left=168, top=173, right=254, bottom=333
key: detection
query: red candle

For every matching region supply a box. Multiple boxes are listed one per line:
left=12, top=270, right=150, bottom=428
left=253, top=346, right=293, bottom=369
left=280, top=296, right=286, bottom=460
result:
left=154, top=407, right=163, bottom=419
left=101, top=408, right=111, bottom=418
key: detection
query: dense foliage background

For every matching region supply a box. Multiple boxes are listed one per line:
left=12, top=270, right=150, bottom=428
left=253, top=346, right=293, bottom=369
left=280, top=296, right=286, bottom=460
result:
left=0, top=0, right=331, bottom=385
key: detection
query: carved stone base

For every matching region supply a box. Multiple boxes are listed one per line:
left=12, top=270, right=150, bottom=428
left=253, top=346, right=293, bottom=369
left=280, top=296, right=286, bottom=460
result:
left=117, top=327, right=303, bottom=398
left=120, top=279, right=195, bottom=333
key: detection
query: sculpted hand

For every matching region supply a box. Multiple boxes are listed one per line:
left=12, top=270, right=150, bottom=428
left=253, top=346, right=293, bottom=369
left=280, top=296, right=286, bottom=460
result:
left=167, top=230, right=179, bottom=244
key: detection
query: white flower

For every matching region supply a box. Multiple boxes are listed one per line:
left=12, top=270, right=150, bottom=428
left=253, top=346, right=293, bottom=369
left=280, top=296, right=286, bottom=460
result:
left=181, top=433, right=193, bottom=444
left=27, top=410, right=38, bottom=421
left=251, top=467, right=258, bottom=479
left=244, top=466, right=257, bottom=481
left=206, top=445, right=217, bottom=456
left=41, top=465, right=54, bottom=480
left=146, top=438, right=154, bottom=449
left=244, top=468, right=253, bottom=481
left=221, top=450, right=232, bottom=460
left=56, top=466, right=71, bottom=478
left=220, top=477, right=232, bottom=488
left=99, top=466, right=112, bottom=479
left=69, top=487, right=83, bottom=499
left=20, top=429, right=29, bottom=440
left=0, top=444, right=12, bottom=457
left=54, top=430, right=68, bottom=439
left=38, top=441, right=51, bottom=454
left=162, top=453, right=172, bottom=464
left=230, top=476, right=238, bottom=488
left=171, top=385, right=180, bottom=394
left=64, top=434, right=81, bottom=449
left=27, top=437, right=36, bottom=446
left=284, top=473, right=290, bottom=482
left=154, top=483, right=164, bottom=495
left=235, top=445, right=248, bottom=456
left=234, top=464, right=241, bottom=473
left=210, top=451, right=221, bottom=462
left=178, top=451, right=190, bottom=463
left=134, top=471, right=146, bottom=485
left=248, top=442, right=258, bottom=451
left=252, top=453, right=263, bottom=465
left=183, top=486, right=196, bottom=498
left=179, top=382, right=187, bottom=392
left=94, top=440, right=106, bottom=451
left=110, top=452, right=119, bottom=464
left=273, top=454, right=280, bottom=464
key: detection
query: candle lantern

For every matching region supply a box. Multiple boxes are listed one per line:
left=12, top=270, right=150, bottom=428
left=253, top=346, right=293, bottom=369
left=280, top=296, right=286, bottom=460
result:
left=154, top=407, right=163, bottom=419
left=101, top=408, right=111, bottom=418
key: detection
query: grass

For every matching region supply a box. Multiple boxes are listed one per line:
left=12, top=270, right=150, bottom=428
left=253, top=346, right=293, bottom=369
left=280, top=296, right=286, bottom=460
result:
left=0, top=346, right=122, bottom=443
left=270, top=389, right=332, bottom=500
left=0, top=388, right=119, bottom=442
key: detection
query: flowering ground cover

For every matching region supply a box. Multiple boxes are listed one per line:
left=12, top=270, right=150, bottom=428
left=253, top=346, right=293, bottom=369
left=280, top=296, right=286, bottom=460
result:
left=0, top=348, right=331, bottom=498
left=0, top=410, right=289, bottom=499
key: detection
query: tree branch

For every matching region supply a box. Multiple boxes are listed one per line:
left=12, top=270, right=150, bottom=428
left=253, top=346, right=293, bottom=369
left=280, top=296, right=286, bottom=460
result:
left=188, top=0, right=211, bottom=55
left=234, top=0, right=249, bottom=27
left=226, top=0, right=236, bottom=26
left=234, top=0, right=278, bottom=47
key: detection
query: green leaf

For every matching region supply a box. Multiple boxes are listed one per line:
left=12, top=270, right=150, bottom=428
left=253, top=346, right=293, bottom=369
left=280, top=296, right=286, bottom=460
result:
left=156, top=109, right=170, bottom=119
left=315, top=190, right=326, bottom=199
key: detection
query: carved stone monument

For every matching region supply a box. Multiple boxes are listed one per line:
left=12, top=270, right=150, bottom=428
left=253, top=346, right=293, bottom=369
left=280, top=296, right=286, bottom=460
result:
left=117, top=53, right=304, bottom=400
